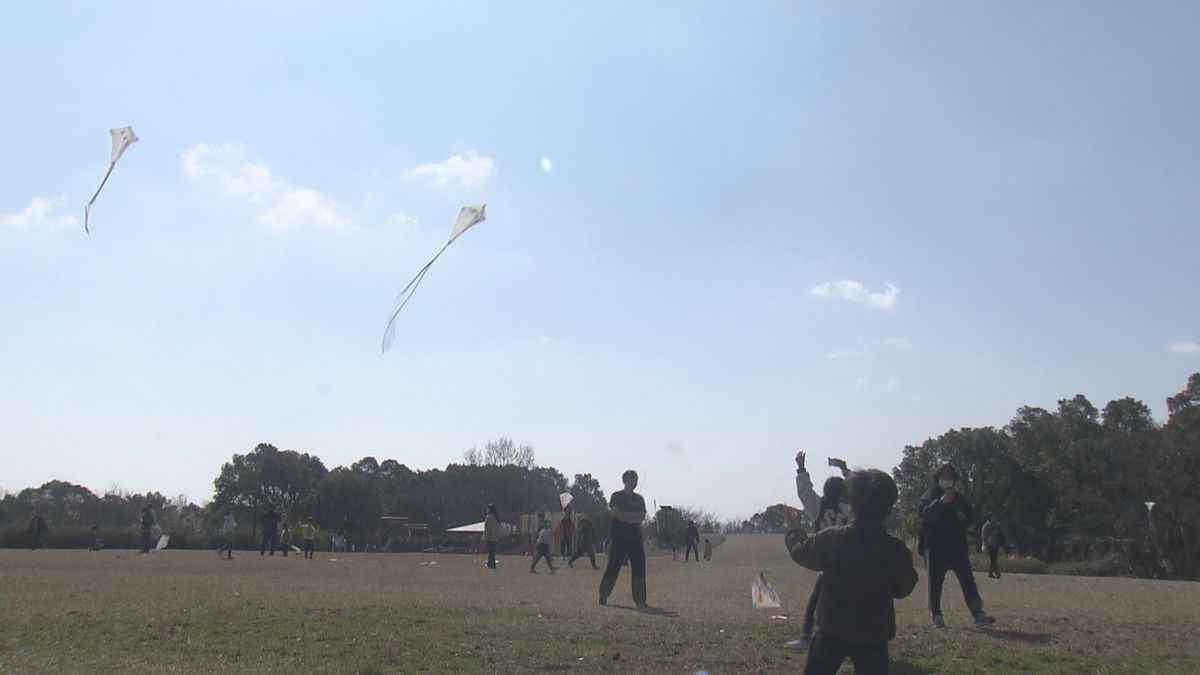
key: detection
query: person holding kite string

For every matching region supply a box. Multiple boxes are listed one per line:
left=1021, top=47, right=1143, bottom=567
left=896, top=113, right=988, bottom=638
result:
left=786, top=451, right=851, bottom=652
left=598, top=470, right=649, bottom=608
left=917, top=464, right=995, bottom=629
left=483, top=504, right=501, bottom=570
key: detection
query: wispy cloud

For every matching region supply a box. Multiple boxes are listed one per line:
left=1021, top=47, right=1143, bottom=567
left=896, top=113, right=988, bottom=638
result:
left=883, top=337, right=911, bottom=348
left=1171, top=342, right=1200, bottom=355
left=825, top=349, right=863, bottom=360
left=1, top=197, right=78, bottom=230
left=404, top=150, right=496, bottom=189
left=180, top=143, right=353, bottom=232
left=811, top=280, right=901, bottom=311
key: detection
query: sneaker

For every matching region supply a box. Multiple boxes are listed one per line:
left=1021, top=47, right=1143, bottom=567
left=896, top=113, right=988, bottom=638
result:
left=973, top=612, right=996, bottom=627
left=598, top=596, right=607, bottom=606
left=568, top=560, right=575, bottom=568
left=932, top=615, right=946, bottom=629
left=784, top=636, right=812, bottom=651
left=635, top=602, right=648, bottom=609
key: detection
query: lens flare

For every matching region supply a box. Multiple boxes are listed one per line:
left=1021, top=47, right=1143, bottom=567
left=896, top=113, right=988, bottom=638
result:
left=540, top=157, right=553, bottom=173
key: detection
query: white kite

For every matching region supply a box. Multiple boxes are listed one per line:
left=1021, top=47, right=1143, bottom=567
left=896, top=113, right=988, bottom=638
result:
left=85, top=126, right=139, bottom=234
left=381, top=204, right=486, bottom=352
left=751, top=572, right=783, bottom=608
left=560, top=492, right=574, bottom=509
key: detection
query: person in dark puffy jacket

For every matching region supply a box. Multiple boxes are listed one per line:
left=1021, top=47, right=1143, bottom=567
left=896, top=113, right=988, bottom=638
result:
left=917, top=464, right=995, bottom=629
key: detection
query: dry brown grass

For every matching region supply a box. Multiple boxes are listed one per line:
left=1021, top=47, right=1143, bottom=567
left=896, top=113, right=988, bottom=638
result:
left=1, top=534, right=1197, bottom=673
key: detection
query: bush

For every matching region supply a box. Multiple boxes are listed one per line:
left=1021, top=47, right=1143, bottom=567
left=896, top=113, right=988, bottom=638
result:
left=1045, top=554, right=1131, bottom=578
left=969, top=551, right=1047, bottom=575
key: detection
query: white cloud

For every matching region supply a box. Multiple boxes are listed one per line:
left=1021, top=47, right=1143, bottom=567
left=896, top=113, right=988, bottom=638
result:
left=404, top=150, right=496, bottom=188
left=390, top=212, right=417, bottom=227
left=811, top=280, right=901, bottom=311
left=180, top=143, right=354, bottom=232
left=883, top=337, right=911, bottom=348
left=1, top=197, right=78, bottom=230
left=825, top=349, right=862, bottom=360
left=1171, top=342, right=1200, bottom=355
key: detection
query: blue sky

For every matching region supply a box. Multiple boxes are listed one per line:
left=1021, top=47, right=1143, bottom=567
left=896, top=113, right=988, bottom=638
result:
left=2, top=3, right=1198, bottom=519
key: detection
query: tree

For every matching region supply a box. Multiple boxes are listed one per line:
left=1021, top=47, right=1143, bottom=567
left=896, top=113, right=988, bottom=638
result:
left=569, top=473, right=607, bottom=513
left=211, top=443, right=328, bottom=539
left=310, top=468, right=384, bottom=549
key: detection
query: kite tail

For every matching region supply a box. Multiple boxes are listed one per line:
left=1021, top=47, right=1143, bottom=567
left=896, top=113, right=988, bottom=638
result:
left=84, top=162, right=117, bottom=234
left=380, top=242, right=452, bottom=353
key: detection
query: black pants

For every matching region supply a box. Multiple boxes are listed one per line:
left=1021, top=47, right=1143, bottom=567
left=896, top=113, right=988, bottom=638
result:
left=926, top=548, right=983, bottom=616
left=140, top=530, right=152, bottom=554
left=685, top=541, right=700, bottom=561
left=260, top=531, right=278, bottom=556
left=599, top=535, right=646, bottom=605
left=303, top=539, right=314, bottom=560
left=570, top=542, right=597, bottom=568
left=531, top=543, right=555, bottom=570
left=486, top=541, right=497, bottom=568
left=802, top=573, right=824, bottom=637
left=804, top=632, right=889, bottom=675
left=987, top=547, right=1000, bottom=577
left=560, top=538, right=572, bottom=558
left=221, top=533, right=235, bottom=559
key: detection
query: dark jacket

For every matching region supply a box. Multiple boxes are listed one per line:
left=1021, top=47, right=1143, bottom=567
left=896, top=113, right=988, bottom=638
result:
left=917, top=486, right=976, bottom=555
left=785, top=520, right=918, bottom=645
left=684, top=525, right=700, bottom=545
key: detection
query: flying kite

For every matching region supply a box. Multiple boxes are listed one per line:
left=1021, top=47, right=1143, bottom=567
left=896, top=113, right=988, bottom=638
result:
left=752, top=571, right=783, bottom=608
left=381, top=204, right=486, bottom=353
left=85, top=126, right=139, bottom=234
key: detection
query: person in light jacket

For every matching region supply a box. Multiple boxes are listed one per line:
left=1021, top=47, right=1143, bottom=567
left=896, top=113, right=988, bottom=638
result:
left=483, top=504, right=501, bottom=569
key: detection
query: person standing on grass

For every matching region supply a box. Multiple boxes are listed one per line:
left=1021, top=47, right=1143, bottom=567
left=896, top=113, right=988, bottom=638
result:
left=280, top=520, right=293, bottom=557
left=484, top=504, right=501, bottom=569
left=703, top=538, right=713, bottom=561
left=140, top=504, right=156, bottom=554
left=684, top=520, right=701, bottom=562
left=917, top=464, right=995, bottom=628
left=260, top=504, right=281, bottom=556
left=28, top=513, right=49, bottom=550
left=599, top=469, right=648, bottom=608
left=784, top=469, right=919, bottom=675
left=786, top=451, right=852, bottom=652
left=569, top=518, right=599, bottom=569
left=558, top=508, right=576, bottom=561
left=298, top=517, right=317, bottom=560
left=530, top=520, right=557, bottom=573
left=220, top=507, right=237, bottom=560
left=981, top=513, right=1005, bottom=579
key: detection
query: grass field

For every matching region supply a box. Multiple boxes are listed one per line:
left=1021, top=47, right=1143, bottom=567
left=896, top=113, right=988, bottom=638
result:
left=2, top=534, right=1197, bottom=673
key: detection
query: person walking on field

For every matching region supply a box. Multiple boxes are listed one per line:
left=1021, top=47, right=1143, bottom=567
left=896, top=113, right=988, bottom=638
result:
left=684, top=520, right=701, bottom=562
left=483, top=504, right=501, bottom=569
left=981, top=513, right=1006, bottom=579
left=569, top=518, right=599, bottom=569
left=530, top=520, right=557, bottom=574
left=784, top=469, right=919, bottom=675
left=28, top=513, right=49, bottom=550
left=140, top=504, right=156, bottom=554
left=260, top=504, right=281, bottom=556
left=917, top=464, right=995, bottom=628
left=219, top=507, right=237, bottom=560
left=787, top=451, right=852, bottom=652
left=599, top=470, right=648, bottom=608
left=298, top=517, right=317, bottom=560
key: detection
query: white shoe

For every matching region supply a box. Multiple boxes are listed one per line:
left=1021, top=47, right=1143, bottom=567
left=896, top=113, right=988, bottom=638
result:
left=784, top=636, right=812, bottom=651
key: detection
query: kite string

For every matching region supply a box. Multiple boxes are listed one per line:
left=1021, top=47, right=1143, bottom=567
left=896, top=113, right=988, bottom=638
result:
left=84, top=162, right=116, bottom=234
left=380, top=242, right=453, bottom=352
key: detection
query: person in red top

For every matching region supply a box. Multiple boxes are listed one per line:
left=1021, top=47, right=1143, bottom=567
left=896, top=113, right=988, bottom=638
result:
left=558, top=507, right=576, bottom=560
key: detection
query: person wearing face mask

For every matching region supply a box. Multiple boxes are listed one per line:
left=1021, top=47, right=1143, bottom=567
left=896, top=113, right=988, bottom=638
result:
left=916, top=464, right=995, bottom=629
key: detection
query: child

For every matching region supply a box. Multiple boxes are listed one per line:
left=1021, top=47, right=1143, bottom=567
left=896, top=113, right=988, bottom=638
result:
left=298, top=517, right=317, bottom=560
left=530, top=520, right=557, bottom=573
left=785, top=469, right=918, bottom=674
left=280, top=521, right=293, bottom=557
left=703, top=538, right=712, bottom=562
left=786, top=451, right=851, bottom=651
left=981, top=513, right=1005, bottom=579
left=89, top=526, right=103, bottom=551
